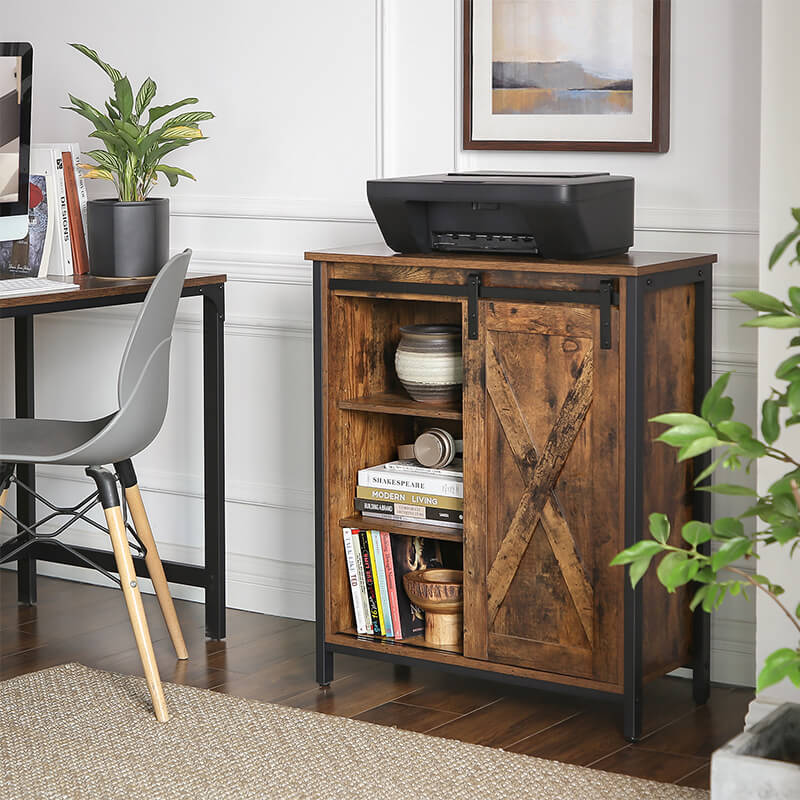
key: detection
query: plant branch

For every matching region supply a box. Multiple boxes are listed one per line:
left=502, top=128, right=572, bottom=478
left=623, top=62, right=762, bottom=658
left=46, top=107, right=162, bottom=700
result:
left=726, top=566, right=800, bottom=635
left=765, top=446, right=800, bottom=469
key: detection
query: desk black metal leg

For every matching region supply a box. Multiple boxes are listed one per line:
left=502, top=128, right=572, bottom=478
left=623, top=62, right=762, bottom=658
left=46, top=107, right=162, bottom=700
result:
left=14, top=316, right=36, bottom=605
left=202, top=286, right=226, bottom=639
left=692, top=269, right=713, bottom=705
left=623, top=276, right=644, bottom=742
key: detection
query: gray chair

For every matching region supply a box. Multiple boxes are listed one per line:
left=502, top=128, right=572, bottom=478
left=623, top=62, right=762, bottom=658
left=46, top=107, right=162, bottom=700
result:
left=0, top=250, right=193, bottom=722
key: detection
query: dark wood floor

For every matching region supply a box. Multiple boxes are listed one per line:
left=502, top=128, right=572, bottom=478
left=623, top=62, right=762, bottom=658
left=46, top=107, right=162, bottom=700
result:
left=1, top=575, right=753, bottom=790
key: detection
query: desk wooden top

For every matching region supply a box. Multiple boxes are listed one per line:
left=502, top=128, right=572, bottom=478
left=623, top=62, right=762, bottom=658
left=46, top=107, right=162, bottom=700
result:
left=305, top=243, right=717, bottom=277
left=0, top=272, right=226, bottom=310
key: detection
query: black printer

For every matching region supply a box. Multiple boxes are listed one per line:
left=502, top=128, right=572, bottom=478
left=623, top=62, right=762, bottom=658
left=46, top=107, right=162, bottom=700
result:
left=366, top=171, right=634, bottom=260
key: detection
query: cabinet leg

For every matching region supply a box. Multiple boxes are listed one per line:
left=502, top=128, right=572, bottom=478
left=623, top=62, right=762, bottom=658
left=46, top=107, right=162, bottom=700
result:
left=693, top=607, right=711, bottom=705
left=623, top=681, right=642, bottom=743
left=317, top=644, right=334, bottom=686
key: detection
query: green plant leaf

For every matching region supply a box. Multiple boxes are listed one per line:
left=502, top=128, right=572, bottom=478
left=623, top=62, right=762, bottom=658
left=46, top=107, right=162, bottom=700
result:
left=135, top=77, right=156, bottom=117
left=769, top=226, right=800, bottom=269
left=83, top=149, right=120, bottom=172
left=712, top=517, right=744, bottom=539
left=697, top=483, right=757, bottom=496
left=737, top=437, right=768, bottom=457
left=656, top=551, right=694, bottom=592
left=655, top=423, right=713, bottom=447
left=789, top=380, right=800, bottom=414
left=148, top=97, right=198, bottom=125
left=628, top=556, right=653, bottom=589
left=162, top=110, right=214, bottom=127
left=768, top=469, right=800, bottom=495
left=682, top=520, right=712, bottom=546
left=711, top=536, right=753, bottom=571
left=154, top=164, right=196, bottom=186
left=743, top=314, right=800, bottom=329
left=776, top=354, right=800, bottom=380
left=701, top=372, right=731, bottom=420
left=690, top=585, right=711, bottom=611
left=762, top=398, right=781, bottom=444
left=716, top=421, right=753, bottom=442
left=706, top=396, right=734, bottom=425
left=731, top=290, right=787, bottom=314
left=677, top=436, right=721, bottom=462
left=650, top=412, right=707, bottom=427
left=649, top=513, right=670, bottom=544
left=757, top=648, right=800, bottom=692
left=788, top=287, right=800, bottom=315
left=69, top=43, right=123, bottom=83
left=694, top=454, right=725, bottom=486
left=610, top=539, right=665, bottom=566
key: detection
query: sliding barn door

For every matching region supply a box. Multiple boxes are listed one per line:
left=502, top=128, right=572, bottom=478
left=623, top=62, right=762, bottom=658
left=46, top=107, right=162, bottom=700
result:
left=463, top=299, right=623, bottom=684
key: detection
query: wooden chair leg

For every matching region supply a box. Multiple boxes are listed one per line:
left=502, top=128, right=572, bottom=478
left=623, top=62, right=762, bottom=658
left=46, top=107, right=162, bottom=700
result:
left=124, top=482, right=189, bottom=660
left=103, top=502, right=170, bottom=722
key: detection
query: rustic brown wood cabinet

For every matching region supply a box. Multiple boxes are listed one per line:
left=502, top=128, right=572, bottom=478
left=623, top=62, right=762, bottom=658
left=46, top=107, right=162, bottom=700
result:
left=307, top=244, right=716, bottom=741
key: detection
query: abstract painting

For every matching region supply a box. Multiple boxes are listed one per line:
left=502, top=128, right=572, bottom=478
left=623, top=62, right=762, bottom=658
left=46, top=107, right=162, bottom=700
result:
left=492, top=0, right=633, bottom=115
left=464, top=0, right=670, bottom=151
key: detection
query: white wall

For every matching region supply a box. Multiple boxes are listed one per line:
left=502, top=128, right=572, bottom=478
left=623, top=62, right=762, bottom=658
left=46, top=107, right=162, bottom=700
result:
left=0, top=1, right=761, bottom=685
left=748, top=0, right=800, bottom=723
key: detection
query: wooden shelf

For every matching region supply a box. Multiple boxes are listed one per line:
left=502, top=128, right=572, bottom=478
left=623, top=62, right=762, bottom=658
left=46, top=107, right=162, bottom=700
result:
left=338, top=392, right=462, bottom=420
left=336, top=627, right=462, bottom=655
left=339, top=514, right=463, bottom=543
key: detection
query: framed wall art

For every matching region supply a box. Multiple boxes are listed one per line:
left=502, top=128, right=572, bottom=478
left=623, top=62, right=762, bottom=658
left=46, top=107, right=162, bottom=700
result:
left=463, top=0, right=670, bottom=152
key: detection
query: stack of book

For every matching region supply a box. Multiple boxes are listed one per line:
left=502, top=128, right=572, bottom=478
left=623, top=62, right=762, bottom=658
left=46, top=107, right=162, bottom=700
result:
left=0, top=143, right=89, bottom=278
left=354, top=458, right=463, bottom=528
left=342, top=528, right=442, bottom=638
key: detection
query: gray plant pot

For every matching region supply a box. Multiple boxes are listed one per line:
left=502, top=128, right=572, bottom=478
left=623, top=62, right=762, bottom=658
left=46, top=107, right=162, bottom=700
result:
left=711, top=703, right=800, bottom=798
left=87, top=197, right=169, bottom=278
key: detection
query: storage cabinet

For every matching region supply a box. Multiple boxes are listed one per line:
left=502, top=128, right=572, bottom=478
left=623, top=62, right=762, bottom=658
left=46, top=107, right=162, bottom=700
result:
left=307, top=243, right=716, bottom=741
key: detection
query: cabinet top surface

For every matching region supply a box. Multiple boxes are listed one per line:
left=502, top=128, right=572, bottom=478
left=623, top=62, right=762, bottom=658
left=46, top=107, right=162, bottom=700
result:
left=305, top=243, right=717, bottom=276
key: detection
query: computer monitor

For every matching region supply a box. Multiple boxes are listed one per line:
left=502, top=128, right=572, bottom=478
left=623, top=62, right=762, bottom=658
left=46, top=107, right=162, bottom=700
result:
left=0, top=43, right=32, bottom=242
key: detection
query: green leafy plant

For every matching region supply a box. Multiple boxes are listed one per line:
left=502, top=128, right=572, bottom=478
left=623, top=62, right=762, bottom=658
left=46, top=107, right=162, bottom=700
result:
left=612, top=207, right=800, bottom=694
left=63, top=43, right=213, bottom=202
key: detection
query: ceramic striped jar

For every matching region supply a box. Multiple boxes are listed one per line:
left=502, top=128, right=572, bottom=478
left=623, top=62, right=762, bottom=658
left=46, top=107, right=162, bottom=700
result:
left=394, top=324, right=463, bottom=404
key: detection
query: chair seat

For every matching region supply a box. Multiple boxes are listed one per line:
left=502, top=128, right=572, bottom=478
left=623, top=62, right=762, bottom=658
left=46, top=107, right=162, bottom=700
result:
left=0, top=415, right=113, bottom=464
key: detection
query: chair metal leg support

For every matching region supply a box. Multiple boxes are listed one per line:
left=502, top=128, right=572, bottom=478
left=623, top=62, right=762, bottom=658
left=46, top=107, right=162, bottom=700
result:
left=116, top=459, right=189, bottom=660
left=0, top=462, right=13, bottom=529
left=87, top=466, right=169, bottom=723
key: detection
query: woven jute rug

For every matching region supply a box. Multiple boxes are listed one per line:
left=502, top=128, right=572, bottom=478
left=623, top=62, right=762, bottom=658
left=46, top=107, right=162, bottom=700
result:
left=0, top=663, right=707, bottom=799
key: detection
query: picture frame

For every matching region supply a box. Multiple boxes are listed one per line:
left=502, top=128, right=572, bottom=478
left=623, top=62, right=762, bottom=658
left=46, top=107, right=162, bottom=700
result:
left=463, top=0, right=670, bottom=152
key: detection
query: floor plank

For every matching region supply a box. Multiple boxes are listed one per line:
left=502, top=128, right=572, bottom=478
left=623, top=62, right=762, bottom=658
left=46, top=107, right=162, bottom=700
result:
left=0, top=574, right=751, bottom=792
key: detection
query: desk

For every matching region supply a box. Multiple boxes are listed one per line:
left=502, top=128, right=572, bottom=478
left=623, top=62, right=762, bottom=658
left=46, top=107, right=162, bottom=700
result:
left=0, top=273, right=227, bottom=639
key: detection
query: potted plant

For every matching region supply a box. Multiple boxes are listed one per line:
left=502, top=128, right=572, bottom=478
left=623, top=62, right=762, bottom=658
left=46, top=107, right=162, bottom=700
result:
left=612, top=208, right=800, bottom=796
left=64, top=43, right=213, bottom=277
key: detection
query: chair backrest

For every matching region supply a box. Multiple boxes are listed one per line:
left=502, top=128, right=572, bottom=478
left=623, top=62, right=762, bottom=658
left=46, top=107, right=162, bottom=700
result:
left=118, top=249, right=191, bottom=409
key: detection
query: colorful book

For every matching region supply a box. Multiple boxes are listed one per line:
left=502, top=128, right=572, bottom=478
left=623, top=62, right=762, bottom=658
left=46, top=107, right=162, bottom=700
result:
left=0, top=174, right=53, bottom=277
left=370, top=530, right=393, bottom=638
left=389, top=535, right=443, bottom=638
left=366, top=531, right=387, bottom=635
left=355, top=497, right=463, bottom=527
left=351, top=530, right=372, bottom=633
left=51, top=150, right=73, bottom=275
left=380, top=531, right=402, bottom=639
left=357, top=485, right=463, bottom=511
left=61, top=150, right=89, bottom=275
left=342, top=528, right=368, bottom=634
left=358, top=460, right=463, bottom=499
left=358, top=530, right=380, bottom=634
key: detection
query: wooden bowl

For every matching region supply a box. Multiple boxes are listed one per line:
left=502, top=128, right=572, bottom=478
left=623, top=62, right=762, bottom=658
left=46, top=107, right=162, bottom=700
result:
left=402, top=569, right=464, bottom=647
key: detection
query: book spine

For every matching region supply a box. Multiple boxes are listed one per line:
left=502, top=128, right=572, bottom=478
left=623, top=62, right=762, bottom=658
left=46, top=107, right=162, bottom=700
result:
left=342, top=528, right=368, bottom=634
left=380, top=531, right=403, bottom=639
left=358, top=530, right=380, bottom=634
left=356, top=485, right=463, bottom=511
left=351, top=530, right=372, bottom=632
left=71, top=144, right=89, bottom=244
left=61, top=151, right=89, bottom=275
left=52, top=151, right=73, bottom=275
left=366, top=531, right=387, bottom=636
left=355, top=497, right=463, bottom=526
left=370, top=530, right=393, bottom=638
left=357, top=467, right=463, bottom=499
left=39, top=172, right=55, bottom=277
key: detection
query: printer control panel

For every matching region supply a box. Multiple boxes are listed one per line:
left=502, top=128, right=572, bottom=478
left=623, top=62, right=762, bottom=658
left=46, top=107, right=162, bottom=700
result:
left=431, top=231, right=539, bottom=255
